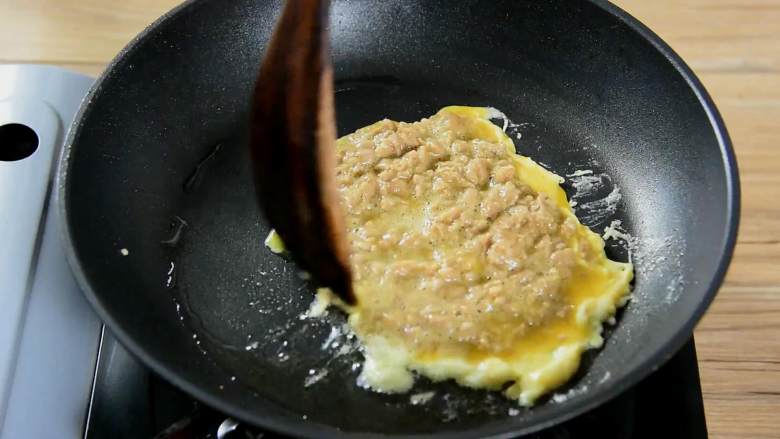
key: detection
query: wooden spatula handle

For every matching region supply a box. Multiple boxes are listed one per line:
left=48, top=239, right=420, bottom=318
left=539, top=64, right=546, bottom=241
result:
left=250, top=0, right=354, bottom=303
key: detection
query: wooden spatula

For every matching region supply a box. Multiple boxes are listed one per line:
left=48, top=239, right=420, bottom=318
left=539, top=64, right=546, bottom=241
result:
left=249, top=0, right=354, bottom=304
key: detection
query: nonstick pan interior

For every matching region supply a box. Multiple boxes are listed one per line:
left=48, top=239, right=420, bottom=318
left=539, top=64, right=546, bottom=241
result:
left=60, top=0, right=738, bottom=437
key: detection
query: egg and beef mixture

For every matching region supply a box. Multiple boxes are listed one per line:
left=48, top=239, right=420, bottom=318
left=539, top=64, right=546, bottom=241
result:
left=274, top=106, right=633, bottom=405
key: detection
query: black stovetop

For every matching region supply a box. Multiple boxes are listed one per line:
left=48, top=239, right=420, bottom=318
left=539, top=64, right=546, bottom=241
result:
left=86, top=331, right=707, bottom=439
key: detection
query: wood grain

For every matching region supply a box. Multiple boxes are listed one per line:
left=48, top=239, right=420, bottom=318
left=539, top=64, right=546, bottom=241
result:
left=1, top=0, right=778, bottom=438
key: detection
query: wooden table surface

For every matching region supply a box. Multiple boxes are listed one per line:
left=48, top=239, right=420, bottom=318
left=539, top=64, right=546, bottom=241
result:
left=1, top=1, right=777, bottom=437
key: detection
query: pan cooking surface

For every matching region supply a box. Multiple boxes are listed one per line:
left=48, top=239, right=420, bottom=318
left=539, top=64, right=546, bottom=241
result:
left=169, top=93, right=632, bottom=431
left=61, top=0, right=737, bottom=436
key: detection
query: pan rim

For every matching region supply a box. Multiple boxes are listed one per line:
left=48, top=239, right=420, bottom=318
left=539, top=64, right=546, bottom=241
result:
left=57, top=0, right=740, bottom=437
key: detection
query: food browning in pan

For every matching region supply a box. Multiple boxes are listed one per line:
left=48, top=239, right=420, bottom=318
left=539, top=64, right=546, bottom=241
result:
left=270, top=106, right=633, bottom=405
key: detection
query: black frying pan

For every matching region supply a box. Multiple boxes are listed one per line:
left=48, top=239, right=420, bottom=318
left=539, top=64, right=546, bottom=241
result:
left=59, top=0, right=739, bottom=437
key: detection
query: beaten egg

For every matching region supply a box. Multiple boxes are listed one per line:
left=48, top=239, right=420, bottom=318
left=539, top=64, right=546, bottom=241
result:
left=271, top=106, right=633, bottom=405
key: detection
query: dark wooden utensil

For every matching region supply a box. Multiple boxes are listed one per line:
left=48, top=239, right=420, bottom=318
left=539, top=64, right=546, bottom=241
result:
left=248, top=0, right=354, bottom=304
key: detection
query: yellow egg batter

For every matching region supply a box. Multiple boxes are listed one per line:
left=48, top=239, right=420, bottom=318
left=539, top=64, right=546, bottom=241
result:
left=270, top=106, right=632, bottom=405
